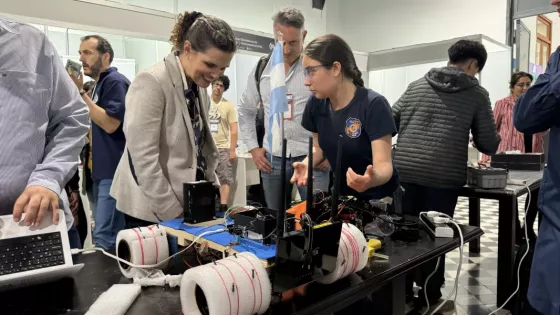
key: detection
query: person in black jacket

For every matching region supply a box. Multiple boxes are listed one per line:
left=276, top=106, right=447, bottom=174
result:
left=393, top=40, right=500, bottom=312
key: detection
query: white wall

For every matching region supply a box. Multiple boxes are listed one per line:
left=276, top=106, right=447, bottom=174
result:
left=330, top=0, right=508, bottom=52
left=178, top=0, right=329, bottom=43
left=1, top=0, right=330, bottom=43
left=0, top=0, right=174, bottom=41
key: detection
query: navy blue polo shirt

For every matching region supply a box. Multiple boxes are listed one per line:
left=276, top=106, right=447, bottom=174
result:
left=91, top=67, right=130, bottom=181
left=302, top=86, right=399, bottom=200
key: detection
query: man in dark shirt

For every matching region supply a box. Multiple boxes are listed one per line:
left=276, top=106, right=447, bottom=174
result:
left=301, top=86, right=399, bottom=201
left=69, top=35, right=129, bottom=250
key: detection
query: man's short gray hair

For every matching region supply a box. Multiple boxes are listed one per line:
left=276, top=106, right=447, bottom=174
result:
left=272, top=7, right=305, bottom=29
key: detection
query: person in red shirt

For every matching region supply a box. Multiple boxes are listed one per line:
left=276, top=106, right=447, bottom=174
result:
left=482, top=71, right=546, bottom=162
left=483, top=71, right=545, bottom=242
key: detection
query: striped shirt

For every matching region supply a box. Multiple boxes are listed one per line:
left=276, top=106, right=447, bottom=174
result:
left=238, top=57, right=312, bottom=157
left=482, top=95, right=546, bottom=160
left=0, top=17, right=90, bottom=229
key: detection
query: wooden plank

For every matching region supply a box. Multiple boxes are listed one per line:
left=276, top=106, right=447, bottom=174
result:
left=164, top=227, right=272, bottom=268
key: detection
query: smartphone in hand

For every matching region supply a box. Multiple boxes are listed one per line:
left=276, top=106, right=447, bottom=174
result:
left=66, top=59, right=82, bottom=77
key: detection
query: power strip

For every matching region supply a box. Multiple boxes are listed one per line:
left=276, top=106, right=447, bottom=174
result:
left=419, top=213, right=454, bottom=239
left=507, top=178, right=527, bottom=186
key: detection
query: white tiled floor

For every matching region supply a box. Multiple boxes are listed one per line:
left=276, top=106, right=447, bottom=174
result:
left=440, top=196, right=533, bottom=315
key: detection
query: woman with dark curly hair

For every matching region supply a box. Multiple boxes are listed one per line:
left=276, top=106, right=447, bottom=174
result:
left=111, top=11, right=236, bottom=226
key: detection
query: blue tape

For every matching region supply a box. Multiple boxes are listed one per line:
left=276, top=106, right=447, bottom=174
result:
left=160, top=219, right=276, bottom=260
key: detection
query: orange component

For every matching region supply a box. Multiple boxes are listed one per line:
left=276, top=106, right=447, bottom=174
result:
left=286, top=201, right=307, bottom=230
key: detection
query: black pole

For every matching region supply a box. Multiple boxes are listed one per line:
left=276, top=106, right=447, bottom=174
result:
left=331, top=135, right=343, bottom=220
left=275, top=137, right=288, bottom=245
left=306, top=136, right=313, bottom=214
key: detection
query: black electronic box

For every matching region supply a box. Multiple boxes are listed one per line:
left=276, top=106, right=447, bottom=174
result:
left=183, top=181, right=217, bottom=224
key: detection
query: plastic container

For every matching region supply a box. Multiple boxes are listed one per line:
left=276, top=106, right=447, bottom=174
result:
left=467, top=167, right=508, bottom=189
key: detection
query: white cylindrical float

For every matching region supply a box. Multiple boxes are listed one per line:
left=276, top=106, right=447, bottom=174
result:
left=116, top=225, right=170, bottom=278
left=181, top=252, right=272, bottom=315
left=314, top=223, right=368, bottom=284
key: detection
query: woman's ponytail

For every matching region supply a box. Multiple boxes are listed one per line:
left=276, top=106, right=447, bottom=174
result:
left=170, top=11, right=203, bottom=50
left=352, top=65, right=364, bottom=87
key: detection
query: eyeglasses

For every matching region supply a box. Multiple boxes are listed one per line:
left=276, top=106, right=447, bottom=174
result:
left=304, top=65, right=328, bottom=77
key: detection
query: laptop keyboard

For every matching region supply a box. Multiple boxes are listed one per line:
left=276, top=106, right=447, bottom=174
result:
left=0, top=232, right=65, bottom=276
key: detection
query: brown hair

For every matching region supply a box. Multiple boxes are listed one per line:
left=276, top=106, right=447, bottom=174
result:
left=272, top=7, right=305, bottom=29
left=509, top=71, right=533, bottom=89
left=304, top=34, right=364, bottom=87
left=170, top=11, right=236, bottom=53
left=81, top=35, right=114, bottom=63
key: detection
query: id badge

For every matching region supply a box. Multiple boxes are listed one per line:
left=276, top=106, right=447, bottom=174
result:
left=284, top=94, right=293, bottom=120
left=209, top=119, right=219, bottom=133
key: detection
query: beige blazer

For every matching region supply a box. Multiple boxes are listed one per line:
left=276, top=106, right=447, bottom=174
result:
left=111, top=52, right=219, bottom=223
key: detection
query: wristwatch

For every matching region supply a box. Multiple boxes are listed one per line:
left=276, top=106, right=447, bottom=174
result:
left=79, top=90, right=86, bottom=96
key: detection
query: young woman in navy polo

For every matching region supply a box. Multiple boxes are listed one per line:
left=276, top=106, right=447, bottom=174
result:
left=291, top=34, right=399, bottom=201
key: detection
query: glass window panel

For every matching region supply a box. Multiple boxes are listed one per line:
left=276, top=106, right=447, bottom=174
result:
left=543, top=44, right=550, bottom=71
left=124, top=37, right=157, bottom=74
left=156, top=41, right=173, bottom=60
left=537, top=19, right=550, bottom=38
left=46, top=26, right=68, bottom=56
left=536, top=40, right=542, bottom=65
left=68, top=29, right=126, bottom=59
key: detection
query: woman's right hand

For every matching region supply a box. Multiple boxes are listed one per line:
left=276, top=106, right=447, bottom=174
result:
left=291, top=162, right=309, bottom=187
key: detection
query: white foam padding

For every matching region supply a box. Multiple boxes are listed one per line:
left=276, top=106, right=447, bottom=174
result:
left=132, top=270, right=183, bottom=288
left=85, top=284, right=142, bottom=315
left=116, top=224, right=170, bottom=278
left=314, top=223, right=368, bottom=284
left=181, top=252, right=272, bottom=315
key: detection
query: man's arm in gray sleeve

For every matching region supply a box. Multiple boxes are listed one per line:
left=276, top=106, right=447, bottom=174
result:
left=238, top=65, right=261, bottom=152
left=27, top=34, right=90, bottom=194
left=471, top=91, right=501, bottom=156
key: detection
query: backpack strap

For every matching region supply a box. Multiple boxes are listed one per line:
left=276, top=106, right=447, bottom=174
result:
left=254, top=52, right=272, bottom=105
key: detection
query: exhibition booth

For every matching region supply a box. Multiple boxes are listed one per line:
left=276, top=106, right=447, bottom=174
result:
left=1, top=0, right=557, bottom=314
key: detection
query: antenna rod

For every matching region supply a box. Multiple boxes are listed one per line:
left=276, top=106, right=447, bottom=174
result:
left=275, top=137, right=288, bottom=246
left=306, top=136, right=313, bottom=214
left=331, top=135, right=343, bottom=220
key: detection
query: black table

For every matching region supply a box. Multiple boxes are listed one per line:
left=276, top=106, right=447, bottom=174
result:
left=3, top=226, right=482, bottom=315
left=460, top=170, right=542, bottom=308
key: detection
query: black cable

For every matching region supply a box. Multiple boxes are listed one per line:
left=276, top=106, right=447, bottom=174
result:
left=350, top=204, right=418, bottom=227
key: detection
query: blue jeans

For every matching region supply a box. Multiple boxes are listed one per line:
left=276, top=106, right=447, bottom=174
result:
left=67, top=227, right=81, bottom=249
left=92, top=179, right=125, bottom=250
left=261, top=153, right=330, bottom=212
left=68, top=226, right=82, bottom=263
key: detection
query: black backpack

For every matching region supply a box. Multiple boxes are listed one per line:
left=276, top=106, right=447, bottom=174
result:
left=254, top=53, right=271, bottom=148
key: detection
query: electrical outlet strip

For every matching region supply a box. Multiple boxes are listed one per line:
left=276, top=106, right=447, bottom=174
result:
left=420, top=213, right=454, bottom=239
left=507, top=178, right=527, bottom=186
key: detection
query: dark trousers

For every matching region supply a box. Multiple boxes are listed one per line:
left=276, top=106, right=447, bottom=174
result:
left=401, top=182, right=460, bottom=304
left=516, top=187, right=540, bottom=242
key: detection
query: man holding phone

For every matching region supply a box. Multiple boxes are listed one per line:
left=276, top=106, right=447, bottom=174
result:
left=68, top=35, right=130, bottom=250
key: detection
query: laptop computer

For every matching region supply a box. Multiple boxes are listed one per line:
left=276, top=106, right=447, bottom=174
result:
left=0, top=209, right=84, bottom=292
